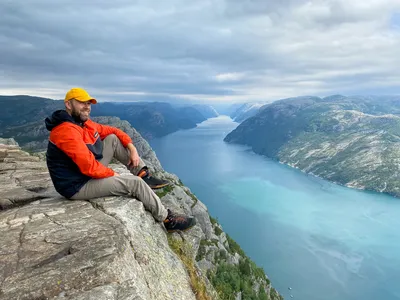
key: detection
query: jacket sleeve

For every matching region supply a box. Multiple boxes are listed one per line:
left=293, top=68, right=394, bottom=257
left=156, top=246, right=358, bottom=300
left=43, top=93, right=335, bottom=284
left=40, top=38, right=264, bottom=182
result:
left=50, top=124, right=115, bottom=178
left=93, top=121, right=133, bottom=147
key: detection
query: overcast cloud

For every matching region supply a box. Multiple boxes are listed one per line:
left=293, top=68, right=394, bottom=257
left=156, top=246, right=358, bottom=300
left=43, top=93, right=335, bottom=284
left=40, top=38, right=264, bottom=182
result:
left=1, top=0, right=400, bottom=102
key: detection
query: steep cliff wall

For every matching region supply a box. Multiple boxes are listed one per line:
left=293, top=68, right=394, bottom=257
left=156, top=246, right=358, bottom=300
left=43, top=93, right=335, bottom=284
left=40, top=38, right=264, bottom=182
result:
left=0, top=118, right=282, bottom=300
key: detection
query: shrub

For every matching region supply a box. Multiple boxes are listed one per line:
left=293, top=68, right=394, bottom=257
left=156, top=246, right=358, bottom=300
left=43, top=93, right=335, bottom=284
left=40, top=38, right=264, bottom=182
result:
left=209, top=216, right=218, bottom=225
left=226, top=234, right=245, bottom=257
left=214, top=226, right=223, bottom=236
left=208, top=261, right=266, bottom=300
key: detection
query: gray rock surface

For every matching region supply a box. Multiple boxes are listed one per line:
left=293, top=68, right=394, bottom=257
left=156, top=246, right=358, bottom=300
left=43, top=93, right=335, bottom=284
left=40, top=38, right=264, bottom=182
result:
left=0, top=144, right=57, bottom=210
left=0, top=140, right=198, bottom=300
left=0, top=138, right=18, bottom=145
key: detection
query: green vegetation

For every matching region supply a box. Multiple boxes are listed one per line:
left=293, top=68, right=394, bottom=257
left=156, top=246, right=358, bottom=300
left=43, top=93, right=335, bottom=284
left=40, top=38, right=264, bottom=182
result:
left=208, top=261, right=269, bottom=300
left=196, top=239, right=219, bottom=261
left=270, top=287, right=284, bottom=300
left=214, top=226, right=223, bottom=236
left=196, top=243, right=207, bottom=262
left=226, top=234, right=245, bottom=257
left=196, top=225, right=278, bottom=299
left=209, top=216, right=218, bottom=225
left=216, top=249, right=227, bottom=261
left=155, top=185, right=174, bottom=198
left=167, top=236, right=212, bottom=300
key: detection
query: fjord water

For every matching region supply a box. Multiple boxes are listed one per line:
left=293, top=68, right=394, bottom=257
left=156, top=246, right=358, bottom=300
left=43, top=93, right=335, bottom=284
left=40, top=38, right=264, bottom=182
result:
left=150, top=116, right=400, bottom=300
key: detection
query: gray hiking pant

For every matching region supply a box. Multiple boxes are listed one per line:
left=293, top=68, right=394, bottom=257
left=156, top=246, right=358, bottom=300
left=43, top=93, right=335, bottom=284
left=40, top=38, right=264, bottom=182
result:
left=70, top=134, right=168, bottom=222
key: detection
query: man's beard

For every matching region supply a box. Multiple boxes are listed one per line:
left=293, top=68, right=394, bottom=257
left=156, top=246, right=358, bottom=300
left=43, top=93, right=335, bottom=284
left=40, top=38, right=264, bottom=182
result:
left=71, top=107, right=90, bottom=123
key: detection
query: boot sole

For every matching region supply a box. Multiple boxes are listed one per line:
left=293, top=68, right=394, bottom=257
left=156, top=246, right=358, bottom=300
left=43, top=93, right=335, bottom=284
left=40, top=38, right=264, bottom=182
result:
left=151, top=183, right=170, bottom=190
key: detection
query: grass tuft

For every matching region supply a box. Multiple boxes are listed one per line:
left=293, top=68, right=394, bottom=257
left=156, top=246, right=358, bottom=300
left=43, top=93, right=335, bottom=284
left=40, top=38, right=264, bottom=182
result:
left=155, top=185, right=174, bottom=198
left=167, top=236, right=212, bottom=300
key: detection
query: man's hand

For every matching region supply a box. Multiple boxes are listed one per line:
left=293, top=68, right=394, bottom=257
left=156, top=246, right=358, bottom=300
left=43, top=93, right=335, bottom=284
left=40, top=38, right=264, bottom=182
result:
left=127, top=143, right=140, bottom=168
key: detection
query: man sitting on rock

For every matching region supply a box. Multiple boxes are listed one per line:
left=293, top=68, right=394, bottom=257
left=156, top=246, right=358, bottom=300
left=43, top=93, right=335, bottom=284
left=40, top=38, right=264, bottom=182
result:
left=45, top=87, right=196, bottom=232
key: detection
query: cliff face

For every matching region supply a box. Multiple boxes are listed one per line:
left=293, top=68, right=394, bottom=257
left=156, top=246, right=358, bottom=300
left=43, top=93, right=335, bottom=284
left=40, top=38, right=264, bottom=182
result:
left=224, top=96, right=400, bottom=197
left=0, top=118, right=282, bottom=300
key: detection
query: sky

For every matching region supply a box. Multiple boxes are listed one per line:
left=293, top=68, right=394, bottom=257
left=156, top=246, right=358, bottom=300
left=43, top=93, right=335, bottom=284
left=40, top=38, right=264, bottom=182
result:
left=1, top=0, right=400, bottom=103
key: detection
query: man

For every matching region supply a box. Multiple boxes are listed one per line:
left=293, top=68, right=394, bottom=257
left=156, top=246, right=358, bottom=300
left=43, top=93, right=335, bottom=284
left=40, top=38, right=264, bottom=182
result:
left=45, top=87, right=196, bottom=232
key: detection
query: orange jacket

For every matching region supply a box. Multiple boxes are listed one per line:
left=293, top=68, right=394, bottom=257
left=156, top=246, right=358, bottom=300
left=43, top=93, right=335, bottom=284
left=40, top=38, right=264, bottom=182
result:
left=45, top=110, right=133, bottom=198
left=49, top=119, right=132, bottom=178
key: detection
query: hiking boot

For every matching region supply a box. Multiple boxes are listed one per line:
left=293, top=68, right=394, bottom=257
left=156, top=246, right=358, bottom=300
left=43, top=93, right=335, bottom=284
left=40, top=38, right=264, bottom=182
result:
left=142, top=175, right=170, bottom=189
left=163, top=209, right=196, bottom=232
left=138, top=168, right=170, bottom=189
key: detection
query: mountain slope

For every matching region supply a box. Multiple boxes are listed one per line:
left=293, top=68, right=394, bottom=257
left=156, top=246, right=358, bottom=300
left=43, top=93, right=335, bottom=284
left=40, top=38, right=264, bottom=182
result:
left=0, top=95, right=64, bottom=128
left=224, top=95, right=400, bottom=197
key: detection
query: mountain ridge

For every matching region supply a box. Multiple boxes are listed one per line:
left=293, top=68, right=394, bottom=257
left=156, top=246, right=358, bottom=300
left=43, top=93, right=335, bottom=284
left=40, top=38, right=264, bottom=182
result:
left=224, top=95, right=400, bottom=198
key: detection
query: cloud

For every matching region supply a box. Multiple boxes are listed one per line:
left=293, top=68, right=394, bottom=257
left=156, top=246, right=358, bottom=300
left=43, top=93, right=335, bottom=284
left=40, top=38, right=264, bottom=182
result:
left=0, top=0, right=400, bottom=102
left=215, top=72, right=245, bottom=82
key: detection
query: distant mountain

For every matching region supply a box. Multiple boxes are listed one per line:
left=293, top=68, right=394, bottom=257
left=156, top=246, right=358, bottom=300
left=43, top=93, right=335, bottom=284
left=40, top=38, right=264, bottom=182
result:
left=224, top=95, right=400, bottom=197
left=0, top=95, right=219, bottom=151
left=90, top=102, right=217, bottom=139
left=0, top=95, right=64, bottom=128
left=230, top=102, right=268, bottom=122
left=210, top=102, right=244, bottom=116
left=191, top=104, right=219, bottom=118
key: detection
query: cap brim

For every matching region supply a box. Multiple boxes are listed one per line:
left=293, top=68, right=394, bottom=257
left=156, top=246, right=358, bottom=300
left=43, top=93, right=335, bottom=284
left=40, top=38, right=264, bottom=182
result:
left=75, top=98, right=97, bottom=104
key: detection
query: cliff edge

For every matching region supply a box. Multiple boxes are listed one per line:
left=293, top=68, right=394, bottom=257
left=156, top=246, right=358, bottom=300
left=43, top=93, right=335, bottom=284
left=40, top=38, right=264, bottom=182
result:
left=0, top=118, right=282, bottom=300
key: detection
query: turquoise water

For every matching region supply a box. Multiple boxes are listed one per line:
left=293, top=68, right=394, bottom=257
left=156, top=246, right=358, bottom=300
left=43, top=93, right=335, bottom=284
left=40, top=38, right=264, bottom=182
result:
left=150, top=116, right=400, bottom=300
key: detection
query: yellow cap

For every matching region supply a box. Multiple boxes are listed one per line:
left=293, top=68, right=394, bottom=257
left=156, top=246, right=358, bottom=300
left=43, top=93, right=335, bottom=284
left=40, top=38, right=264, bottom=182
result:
left=64, top=88, right=97, bottom=104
